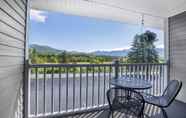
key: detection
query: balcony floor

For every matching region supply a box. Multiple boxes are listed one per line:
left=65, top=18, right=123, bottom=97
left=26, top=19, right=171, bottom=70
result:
left=61, top=100, right=186, bottom=118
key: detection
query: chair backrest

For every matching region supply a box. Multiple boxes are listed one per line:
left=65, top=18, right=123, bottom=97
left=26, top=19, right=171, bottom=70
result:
left=162, top=80, right=182, bottom=107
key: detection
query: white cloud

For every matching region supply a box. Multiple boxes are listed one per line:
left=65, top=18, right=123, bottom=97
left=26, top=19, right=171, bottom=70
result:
left=30, top=9, right=48, bottom=23
left=94, top=46, right=132, bottom=52
left=110, top=46, right=132, bottom=51
left=156, top=44, right=164, bottom=48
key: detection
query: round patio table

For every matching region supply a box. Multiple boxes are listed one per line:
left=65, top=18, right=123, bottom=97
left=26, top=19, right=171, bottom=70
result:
left=110, top=77, right=152, bottom=90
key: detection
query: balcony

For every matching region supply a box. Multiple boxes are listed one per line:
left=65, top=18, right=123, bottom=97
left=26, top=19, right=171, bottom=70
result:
left=27, top=62, right=183, bottom=118
left=1, top=0, right=186, bottom=118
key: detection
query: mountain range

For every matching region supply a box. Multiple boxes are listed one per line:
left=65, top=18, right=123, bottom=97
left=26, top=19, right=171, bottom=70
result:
left=30, top=44, right=164, bottom=57
left=30, top=44, right=63, bottom=54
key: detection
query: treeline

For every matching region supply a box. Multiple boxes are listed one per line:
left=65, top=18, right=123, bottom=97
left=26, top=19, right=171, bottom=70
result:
left=29, top=48, right=116, bottom=64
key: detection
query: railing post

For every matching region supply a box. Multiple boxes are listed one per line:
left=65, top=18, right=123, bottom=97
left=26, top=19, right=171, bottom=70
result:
left=146, top=64, right=149, bottom=80
left=166, top=60, right=170, bottom=82
left=24, top=59, right=30, bottom=118
left=114, top=60, right=119, bottom=79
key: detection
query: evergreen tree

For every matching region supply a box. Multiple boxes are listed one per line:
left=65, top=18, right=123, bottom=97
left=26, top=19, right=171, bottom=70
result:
left=59, top=51, right=69, bottom=63
left=127, top=30, right=159, bottom=63
left=29, top=48, right=38, bottom=64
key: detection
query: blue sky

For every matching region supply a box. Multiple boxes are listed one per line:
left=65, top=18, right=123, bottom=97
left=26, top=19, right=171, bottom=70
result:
left=29, top=10, right=164, bottom=52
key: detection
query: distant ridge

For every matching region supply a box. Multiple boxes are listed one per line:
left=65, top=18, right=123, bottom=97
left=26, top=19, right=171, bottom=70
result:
left=30, top=44, right=164, bottom=57
left=92, top=48, right=164, bottom=57
left=30, top=44, right=63, bottom=54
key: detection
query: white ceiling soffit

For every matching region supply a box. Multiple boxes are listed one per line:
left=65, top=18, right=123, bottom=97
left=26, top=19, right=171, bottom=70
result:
left=31, top=0, right=186, bottom=29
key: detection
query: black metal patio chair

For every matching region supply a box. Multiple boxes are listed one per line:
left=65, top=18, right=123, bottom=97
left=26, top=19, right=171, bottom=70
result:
left=142, top=80, right=182, bottom=118
left=107, top=87, right=145, bottom=118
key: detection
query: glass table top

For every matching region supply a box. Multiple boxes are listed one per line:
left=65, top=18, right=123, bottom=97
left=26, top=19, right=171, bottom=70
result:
left=110, top=77, right=152, bottom=90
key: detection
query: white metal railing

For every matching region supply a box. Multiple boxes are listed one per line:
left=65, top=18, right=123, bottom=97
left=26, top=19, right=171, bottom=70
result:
left=28, top=62, right=167, bottom=117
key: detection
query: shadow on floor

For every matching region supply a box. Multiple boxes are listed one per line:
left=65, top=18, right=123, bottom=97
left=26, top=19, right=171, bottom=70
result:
left=62, top=100, right=186, bottom=118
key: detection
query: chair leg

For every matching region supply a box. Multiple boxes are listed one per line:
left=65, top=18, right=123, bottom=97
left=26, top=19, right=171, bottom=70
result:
left=108, top=110, right=114, bottom=118
left=161, top=108, right=168, bottom=118
left=138, top=112, right=144, bottom=118
left=111, top=111, right=114, bottom=118
left=140, top=112, right=144, bottom=118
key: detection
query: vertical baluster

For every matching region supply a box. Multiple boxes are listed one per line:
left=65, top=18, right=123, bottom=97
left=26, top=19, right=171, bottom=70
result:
left=125, top=65, right=128, bottom=77
left=92, top=66, right=95, bottom=107
left=151, top=64, right=153, bottom=95
left=159, top=65, right=161, bottom=95
left=138, top=65, right=140, bottom=79
left=132, top=65, right=134, bottom=78
left=144, top=65, right=148, bottom=93
left=131, top=65, right=134, bottom=78
left=129, top=65, right=132, bottom=78
left=136, top=65, right=139, bottom=79
left=139, top=65, right=142, bottom=80
left=152, top=64, right=155, bottom=95
left=43, top=68, right=46, bottom=114
left=146, top=64, right=150, bottom=93
left=142, top=65, right=144, bottom=79
left=129, top=65, right=131, bottom=78
left=59, top=67, right=61, bottom=112
left=140, top=65, right=142, bottom=79
left=98, top=66, right=100, bottom=106
left=147, top=64, right=150, bottom=94
left=121, top=65, right=123, bottom=76
left=162, top=64, right=165, bottom=91
left=158, top=64, right=160, bottom=95
left=133, top=65, right=136, bottom=78
left=122, top=65, right=124, bottom=77
left=51, top=67, right=54, bottom=113
left=66, top=67, right=69, bottom=111
left=147, top=64, right=151, bottom=115
left=135, top=65, right=137, bottom=78
left=149, top=64, right=152, bottom=94
left=80, top=67, right=82, bottom=109
left=86, top=66, right=88, bottom=108
left=157, top=65, right=160, bottom=95
left=134, top=65, right=136, bottom=78
left=141, top=65, right=146, bottom=93
left=73, top=67, right=75, bottom=110
left=136, top=65, right=138, bottom=79
left=114, top=60, right=119, bottom=79
left=144, top=65, right=146, bottom=81
left=155, top=64, right=158, bottom=95
left=158, top=65, right=161, bottom=95
left=153, top=65, right=156, bottom=95
left=155, top=64, right=159, bottom=114
left=135, top=65, right=137, bottom=79
left=103, top=66, right=106, bottom=104
left=109, top=65, right=112, bottom=89
left=156, top=65, right=158, bottom=95
left=35, top=67, right=38, bottom=116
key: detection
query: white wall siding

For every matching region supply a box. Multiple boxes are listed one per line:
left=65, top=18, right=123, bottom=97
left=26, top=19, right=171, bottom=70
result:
left=169, top=11, right=186, bottom=103
left=0, top=0, right=27, bottom=117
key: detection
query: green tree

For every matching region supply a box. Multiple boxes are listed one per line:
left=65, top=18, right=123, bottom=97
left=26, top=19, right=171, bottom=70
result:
left=29, top=48, right=38, bottom=64
left=127, top=30, right=159, bottom=63
left=59, top=51, right=69, bottom=63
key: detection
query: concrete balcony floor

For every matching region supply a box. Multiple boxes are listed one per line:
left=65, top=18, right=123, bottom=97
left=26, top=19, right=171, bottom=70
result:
left=60, top=100, right=186, bottom=118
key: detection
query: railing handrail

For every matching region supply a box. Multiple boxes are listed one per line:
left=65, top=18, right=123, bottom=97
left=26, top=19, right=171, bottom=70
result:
left=29, top=62, right=167, bottom=68
left=29, top=63, right=114, bottom=68
left=119, top=63, right=167, bottom=66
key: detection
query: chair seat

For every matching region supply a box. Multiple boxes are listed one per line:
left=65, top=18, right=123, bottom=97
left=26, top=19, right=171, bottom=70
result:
left=111, top=96, right=143, bottom=116
left=142, top=93, right=169, bottom=107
